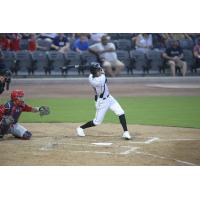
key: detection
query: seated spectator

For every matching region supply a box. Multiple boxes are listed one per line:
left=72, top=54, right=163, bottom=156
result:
left=162, top=40, right=187, bottom=76
left=0, top=48, right=5, bottom=69
left=51, top=33, right=69, bottom=53
left=135, top=33, right=153, bottom=53
left=152, top=34, right=166, bottom=49
left=39, top=33, right=57, bottom=41
left=90, top=33, right=107, bottom=43
left=28, top=34, right=37, bottom=51
left=74, top=34, right=89, bottom=53
left=193, top=38, right=200, bottom=68
left=21, top=33, right=30, bottom=39
left=10, top=33, right=20, bottom=51
left=0, top=34, right=10, bottom=50
left=169, top=33, right=192, bottom=41
left=89, top=35, right=124, bottom=77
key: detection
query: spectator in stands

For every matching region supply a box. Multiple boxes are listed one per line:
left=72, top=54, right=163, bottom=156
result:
left=39, top=33, right=57, bottom=40
left=162, top=40, right=187, bottom=76
left=135, top=33, right=153, bottom=52
left=90, top=33, right=107, bottom=43
left=74, top=34, right=89, bottom=53
left=89, top=35, right=124, bottom=77
left=51, top=33, right=69, bottom=53
left=169, top=33, right=192, bottom=41
left=188, top=33, right=200, bottom=42
left=193, top=38, right=200, bottom=68
left=152, top=34, right=166, bottom=49
left=10, top=33, right=20, bottom=51
left=28, top=34, right=37, bottom=51
left=0, top=48, right=5, bottom=69
left=21, top=33, right=30, bottom=39
left=0, top=34, right=10, bottom=50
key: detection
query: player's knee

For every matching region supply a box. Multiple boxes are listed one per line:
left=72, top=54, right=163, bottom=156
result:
left=116, top=109, right=125, bottom=116
left=22, top=131, right=32, bottom=140
left=93, top=119, right=102, bottom=126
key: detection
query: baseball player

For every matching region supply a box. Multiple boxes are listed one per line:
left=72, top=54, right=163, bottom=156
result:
left=76, top=62, right=131, bottom=140
left=0, top=90, right=50, bottom=140
left=0, top=68, right=12, bottom=95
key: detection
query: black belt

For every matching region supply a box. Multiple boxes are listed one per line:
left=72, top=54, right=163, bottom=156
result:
left=103, top=95, right=109, bottom=100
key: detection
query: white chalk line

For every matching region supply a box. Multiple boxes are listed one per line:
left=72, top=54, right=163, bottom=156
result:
left=130, top=137, right=160, bottom=144
left=120, top=147, right=140, bottom=155
left=135, top=151, right=196, bottom=166
left=72, top=150, right=113, bottom=154
left=160, top=138, right=200, bottom=142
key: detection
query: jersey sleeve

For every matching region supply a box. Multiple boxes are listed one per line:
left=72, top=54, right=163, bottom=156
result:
left=22, top=104, right=33, bottom=112
left=109, top=43, right=116, bottom=50
left=89, top=74, right=106, bottom=87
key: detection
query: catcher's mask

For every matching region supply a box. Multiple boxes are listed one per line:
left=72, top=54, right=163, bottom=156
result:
left=11, top=90, right=25, bottom=106
left=90, top=62, right=102, bottom=77
left=0, top=69, right=12, bottom=78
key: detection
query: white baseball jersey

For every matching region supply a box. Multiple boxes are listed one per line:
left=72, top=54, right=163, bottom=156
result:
left=88, top=74, right=124, bottom=125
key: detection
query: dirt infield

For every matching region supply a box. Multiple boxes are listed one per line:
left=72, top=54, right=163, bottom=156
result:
left=1, top=123, right=200, bottom=165
left=0, top=77, right=200, bottom=165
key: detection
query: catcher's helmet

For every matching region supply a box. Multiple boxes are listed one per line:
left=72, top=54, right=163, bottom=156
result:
left=0, top=68, right=12, bottom=78
left=11, top=90, right=25, bottom=101
left=90, top=62, right=102, bottom=76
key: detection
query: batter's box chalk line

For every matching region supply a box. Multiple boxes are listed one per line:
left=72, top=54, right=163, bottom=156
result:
left=130, top=137, right=160, bottom=144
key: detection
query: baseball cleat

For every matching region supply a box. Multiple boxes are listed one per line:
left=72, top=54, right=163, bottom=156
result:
left=122, top=131, right=131, bottom=140
left=76, top=127, right=85, bottom=137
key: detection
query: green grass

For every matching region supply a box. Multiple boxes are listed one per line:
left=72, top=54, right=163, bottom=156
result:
left=2, top=96, right=200, bottom=129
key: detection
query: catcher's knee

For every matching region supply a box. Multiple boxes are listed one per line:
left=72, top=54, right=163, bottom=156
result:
left=22, top=131, right=32, bottom=140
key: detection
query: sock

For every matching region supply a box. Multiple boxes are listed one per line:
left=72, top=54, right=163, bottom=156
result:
left=119, top=114, right=128, bottom=132
left=80, top=120, right=95, bottom=129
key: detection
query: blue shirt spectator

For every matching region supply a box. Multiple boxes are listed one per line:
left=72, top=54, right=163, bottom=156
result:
left=74, top=35, right=89, bottom=53
left=51, top=33, right=69, bottom=53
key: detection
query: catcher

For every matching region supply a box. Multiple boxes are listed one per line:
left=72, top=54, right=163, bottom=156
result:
left=0, top=90, right=50, bottom=140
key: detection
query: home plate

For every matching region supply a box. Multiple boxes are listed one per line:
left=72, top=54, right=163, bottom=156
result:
left=92, top=142, right=113, bottom=146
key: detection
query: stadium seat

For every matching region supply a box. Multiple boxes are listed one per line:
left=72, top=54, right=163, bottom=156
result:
left=146, top=50, right=164, bottom=73
left=31, top=51, right=48, bottom=74
left=116, top=50, right=132, bottom=74
left=108, top=33, right=120, bottom=40
left=116, top=39, right=132, bottom=50
left=64, top=51, right=81, bottom=75
left=130, top=50, right=147, bottom=74
left=80, top=51, right=97, bottom=75
left=47, top=51, right=65, bottom=75
left=179, top=39, right=194, bottom=50
left=15, top=50, right=32, bottom=75
left=37, top=39, right=52, bottom=51
left=2, top=50, right=16, bottom=72
left=183, top=49, right=195, bottom=73
left=118, top=33, right=133, bottom=40
left=19, top=39, right=29, bottom=50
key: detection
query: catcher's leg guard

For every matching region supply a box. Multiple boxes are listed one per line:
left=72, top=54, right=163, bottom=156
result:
left=22, top=131, right=32, bottom=140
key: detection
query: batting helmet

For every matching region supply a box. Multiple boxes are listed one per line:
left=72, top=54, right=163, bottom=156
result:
left=90, top=62, right=102, bottom=76
left=11, top=90, right=25, bottom=101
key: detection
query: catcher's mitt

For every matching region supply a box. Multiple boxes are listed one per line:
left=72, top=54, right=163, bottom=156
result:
left=39, top=106, right=50, bottom=116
